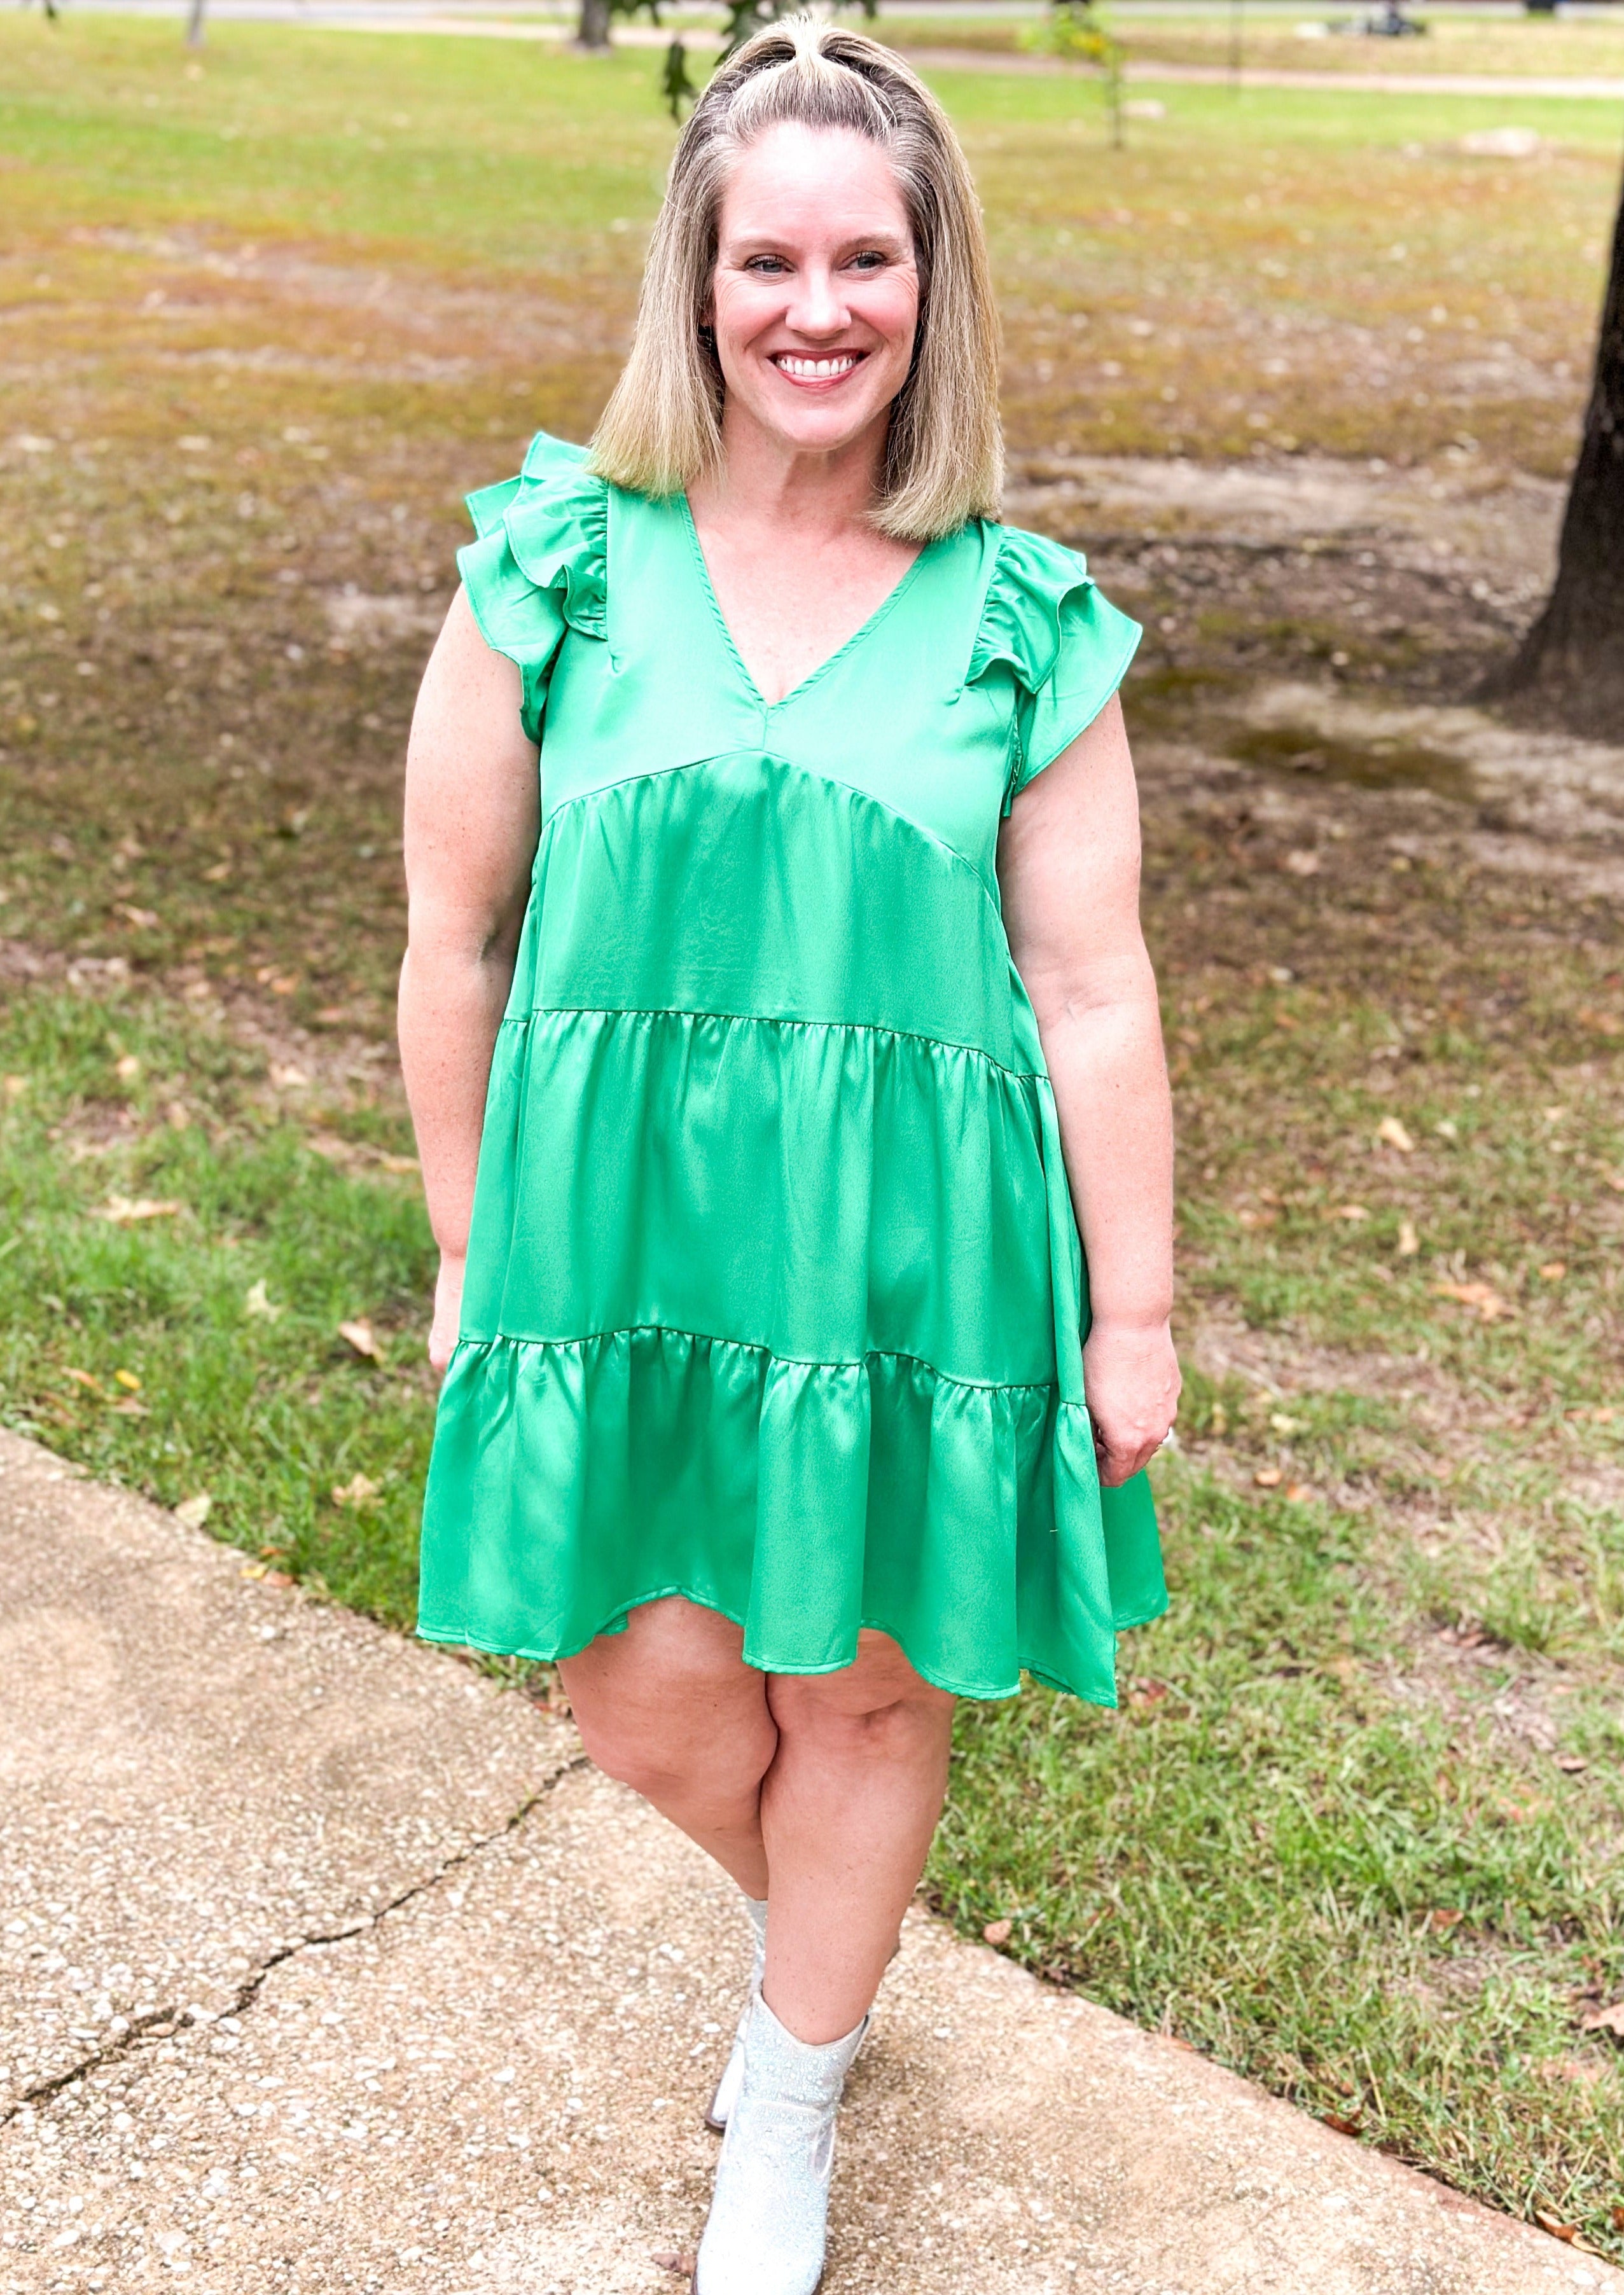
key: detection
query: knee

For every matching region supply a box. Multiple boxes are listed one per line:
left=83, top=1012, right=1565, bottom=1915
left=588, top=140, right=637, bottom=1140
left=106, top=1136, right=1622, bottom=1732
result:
left=769, top=1675, right=954, bottom=1765
left=573, top=1703, right=770, bottom=1812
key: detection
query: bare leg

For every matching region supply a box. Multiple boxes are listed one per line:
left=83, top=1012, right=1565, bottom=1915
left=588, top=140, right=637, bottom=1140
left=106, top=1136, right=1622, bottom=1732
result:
left=558, top=1597, right=777, bottom=1897
left=760, top=1631, right=955, bottom=2044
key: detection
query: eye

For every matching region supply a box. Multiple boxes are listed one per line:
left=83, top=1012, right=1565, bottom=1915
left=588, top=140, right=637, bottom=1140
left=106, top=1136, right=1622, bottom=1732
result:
left=744, top=253, right=791, bottom=276
left=848, top=249, right=889, bottom=273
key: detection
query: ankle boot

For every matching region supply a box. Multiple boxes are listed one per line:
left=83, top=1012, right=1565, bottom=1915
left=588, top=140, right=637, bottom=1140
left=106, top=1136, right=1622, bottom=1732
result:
left=705, top=1894, right=767, bottom=2133
left=695, top=1992, right=868, bottom=2295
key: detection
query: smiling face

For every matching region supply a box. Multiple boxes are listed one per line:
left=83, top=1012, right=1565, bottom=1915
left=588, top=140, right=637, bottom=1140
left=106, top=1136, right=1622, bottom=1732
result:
left=707, top=120, right=921, bottom=467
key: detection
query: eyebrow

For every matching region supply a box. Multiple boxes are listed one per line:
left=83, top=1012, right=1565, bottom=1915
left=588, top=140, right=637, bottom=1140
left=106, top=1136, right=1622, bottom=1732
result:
left=722, top=229, right=913, bottom=260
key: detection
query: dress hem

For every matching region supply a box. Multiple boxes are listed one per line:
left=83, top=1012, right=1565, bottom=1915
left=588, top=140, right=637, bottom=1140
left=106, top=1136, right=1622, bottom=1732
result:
left=415, top=1581, right=1135, bottom=1708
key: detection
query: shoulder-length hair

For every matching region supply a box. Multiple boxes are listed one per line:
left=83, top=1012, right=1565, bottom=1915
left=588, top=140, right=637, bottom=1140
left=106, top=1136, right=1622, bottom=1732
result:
left=587, top=16, right=1003, bottom=541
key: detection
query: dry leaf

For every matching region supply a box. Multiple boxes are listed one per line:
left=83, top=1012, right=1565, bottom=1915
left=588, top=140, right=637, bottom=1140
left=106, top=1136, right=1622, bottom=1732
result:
left=378, top=1151, right=420, bottom=1174
left=244, top=1280, right=283, bottom=1322
left=174, top=1494, right=212, bottom=1529
left=1285, top=1482, right=1317, bottom=1503
left=114, top=1368, right=141, bottom=1391
left=113, top=1053, right=142, bottom=1082
left=1331, top=1203, right=1370, bottom=1223
left=1433, top=1279, right=1509, bottom=1322
left=1426, top=1908, right=1465, bottom=1932
left=3, top=1073, right=27, bottom=1100
left=1268, top=1412, right=1300, bottom=1435
left=269, top=1062, right=310, bottom=1090
left=651, top=2256, right=696, bottom=2280
left=983, top=1918, right=1013, bottom=1945
left=115, top=903, right=159, bottom=930
left=1282, top=849, right=1321, bottom=877
left=1322, top=2110, right=1362, bottom=2136
left=1576, top=1008, right=1623, bottom=1036
left=1398, top=1219, right=1420, bottom=1257
left=1556, top=1755, right=1589, bottom=1774
left=92, top=1195, right=184, bottom=1224
left=331, top=1471, right=381, bottom=1510
left=1254, top=1466, right=1283, bottom=1488
left=1535, top=2211, right=1579, bottom=2242
left=109, top=1397, right=149, bottom=1417
left=1377, top=1116, right=1415, bottom=1153
left=1580, top=2000, right=1624, bottom=2036
left=63, top=1367, right=101, bottom=1392
left=1539, top=1261, right=1566, bottom=1283
left=338, top=1318, right=382, bottom=1361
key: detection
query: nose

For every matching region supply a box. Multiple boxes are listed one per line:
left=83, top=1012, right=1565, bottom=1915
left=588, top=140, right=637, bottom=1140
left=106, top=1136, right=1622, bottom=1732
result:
left=784, top=261, right=849, bottom=342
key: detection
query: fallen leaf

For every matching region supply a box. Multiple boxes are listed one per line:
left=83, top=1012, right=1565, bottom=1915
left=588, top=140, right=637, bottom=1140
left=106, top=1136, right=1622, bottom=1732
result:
left=115, top=903, right=160, bottom=930
left=1285, top=1482, right=1317, bottom=1503
left=1268, top=1412, right=1300, bottom=1435
left=269, top=1062, right=309, bottom=1090
left=113, top=1053, right=142, bottom=1082
left=1576, top=1008, right=1623, bottom=1036
left=1580, top=2002, right=1624, bottom=2040
left=174, top=1494, right=212, bottom=1529
left=338, top=1318, right=382, bottom=1361
left=244, top=1280, right=283, bottom=1321
left=983, top=1918, right=1013, bottom=1945
left=651, top=2257, right=696, bottom=2280
left=1397, top=1219, right=1420, bottom=1257
left=1377, top=1116, right=1415, bottom=1153
left=331, top=1471, right=381, bottom=1510
left=1322, top=2111, right=1362, bottom=2136
left=378, top=1151, right=420, bottom=1174
left=1539, top=1261, right=1566, bottom=1283
left=114, top=1368, right=141, bottom=1391
left=63, top=1367, right=101, bottom=1392
left=3, top=1074, right=27, bottom=1099
left=1433, top=1279, right=1509, bottom=1322
left=1331, top=1203, right=1370, bottom=1223
left=1535, top=2211, right=1579, bottom=2242
left=1254, top=1466, right=1282, bottom=1488
left=92, top=1195, right=184, bottom=1224
left=109, top=1398, right=149, bottom=1417
left=1282, top=849, right=1321, bottom=877
left=1426, top=1908, right=1465, bottom=1932
left=1556, top=1755, right=1589, bottom=1774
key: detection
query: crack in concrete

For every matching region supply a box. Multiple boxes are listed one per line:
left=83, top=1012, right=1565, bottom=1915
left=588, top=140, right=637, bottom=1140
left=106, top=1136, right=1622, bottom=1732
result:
left=0, top=1747, right=589, bottom=2126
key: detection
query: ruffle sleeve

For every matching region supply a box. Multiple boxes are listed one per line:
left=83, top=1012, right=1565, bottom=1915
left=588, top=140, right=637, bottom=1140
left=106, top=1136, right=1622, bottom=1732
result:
left=968, top=525, right=1142, bottom=810
left=455, top=431, right=608, bottom=747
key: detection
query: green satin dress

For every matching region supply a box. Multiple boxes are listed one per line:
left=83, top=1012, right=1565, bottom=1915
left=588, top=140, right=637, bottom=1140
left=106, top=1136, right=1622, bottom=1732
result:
left=415, top=431, right=1167, bottom=1705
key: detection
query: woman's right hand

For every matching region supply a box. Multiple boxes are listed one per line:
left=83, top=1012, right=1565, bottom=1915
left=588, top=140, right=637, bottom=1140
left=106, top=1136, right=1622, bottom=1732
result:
left=428, top=1252, right=467, bottom=1375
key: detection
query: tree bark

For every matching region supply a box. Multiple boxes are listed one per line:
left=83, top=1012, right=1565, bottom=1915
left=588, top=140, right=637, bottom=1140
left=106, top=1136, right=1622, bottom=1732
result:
left=1497, top=169, right=1624, bottom=735
left=186, top=0, right=207, bottom=45
left=576, top=0, right=613, bottom=50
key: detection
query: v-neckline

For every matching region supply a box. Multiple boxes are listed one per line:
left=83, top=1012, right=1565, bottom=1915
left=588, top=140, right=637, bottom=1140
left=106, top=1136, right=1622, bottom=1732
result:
left=678, top=494, right=936, bottom=714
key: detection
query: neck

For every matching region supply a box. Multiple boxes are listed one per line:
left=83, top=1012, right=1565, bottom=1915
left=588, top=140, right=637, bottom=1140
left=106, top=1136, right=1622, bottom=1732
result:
left=691, top=403, right=890, bottom=541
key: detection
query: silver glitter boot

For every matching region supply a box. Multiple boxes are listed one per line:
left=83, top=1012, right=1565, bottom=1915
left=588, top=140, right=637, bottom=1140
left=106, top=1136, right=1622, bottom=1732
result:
left=705, top=1894, right=768, bottom=2133
left=695, top=1992, right=868, bottom=2295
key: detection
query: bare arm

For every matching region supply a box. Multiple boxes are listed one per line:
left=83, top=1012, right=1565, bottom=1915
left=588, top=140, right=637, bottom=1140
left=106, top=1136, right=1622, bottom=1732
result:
left=997, top=694, right=1179, bottom=1484
left=398, top=587, right=540, bottom=1371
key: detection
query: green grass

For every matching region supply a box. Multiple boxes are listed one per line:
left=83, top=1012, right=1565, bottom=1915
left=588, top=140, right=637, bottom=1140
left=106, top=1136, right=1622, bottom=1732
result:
left=0, top=987, right=436, bottom=1624
left=2, top=10, right=1623, bottom=2262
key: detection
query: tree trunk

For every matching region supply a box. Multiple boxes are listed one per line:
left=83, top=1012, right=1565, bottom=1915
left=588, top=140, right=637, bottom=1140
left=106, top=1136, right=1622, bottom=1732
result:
left=1497, top=169, right=1624, bottom=735
left=576, top=0, right=612, bottom=50
left=186, top=0, right=207, bottom=45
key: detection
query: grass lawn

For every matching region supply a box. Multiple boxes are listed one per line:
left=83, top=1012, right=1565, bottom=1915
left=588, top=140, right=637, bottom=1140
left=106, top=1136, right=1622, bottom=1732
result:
left=1, top=11, right=1621, bottom=2259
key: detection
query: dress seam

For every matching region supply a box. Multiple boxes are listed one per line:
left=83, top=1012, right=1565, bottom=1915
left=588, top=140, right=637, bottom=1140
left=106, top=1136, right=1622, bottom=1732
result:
left=452, top=1321, right=1057, bottom=1397
left=494, top=1001, right=1042, bottom=1084
left=539, top=747, right=1007, bottom=912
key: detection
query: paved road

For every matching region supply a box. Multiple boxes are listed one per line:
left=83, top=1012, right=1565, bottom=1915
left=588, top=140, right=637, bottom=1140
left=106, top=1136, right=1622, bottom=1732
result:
left=1, top=1427, right=1616, bottom=2292
left=55, top=1, right=1624, bottom=95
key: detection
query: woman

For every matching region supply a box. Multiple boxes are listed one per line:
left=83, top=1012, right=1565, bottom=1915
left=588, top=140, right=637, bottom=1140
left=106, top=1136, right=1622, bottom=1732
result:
left=399, top=20, right=1177, bottom=2291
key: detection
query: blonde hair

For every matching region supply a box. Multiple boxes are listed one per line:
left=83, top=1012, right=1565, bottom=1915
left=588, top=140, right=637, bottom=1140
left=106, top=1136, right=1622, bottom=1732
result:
left=587, top=17, right=1003, bottom=541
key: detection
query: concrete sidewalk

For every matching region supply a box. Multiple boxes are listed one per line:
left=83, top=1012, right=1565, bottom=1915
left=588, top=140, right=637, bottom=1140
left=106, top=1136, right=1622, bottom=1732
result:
left=0, top=1429, right=1614, bottom=2295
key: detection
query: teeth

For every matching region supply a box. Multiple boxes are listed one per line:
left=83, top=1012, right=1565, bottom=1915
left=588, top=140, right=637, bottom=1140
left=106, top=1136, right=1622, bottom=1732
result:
left=776, top=354, right=858, bottom=379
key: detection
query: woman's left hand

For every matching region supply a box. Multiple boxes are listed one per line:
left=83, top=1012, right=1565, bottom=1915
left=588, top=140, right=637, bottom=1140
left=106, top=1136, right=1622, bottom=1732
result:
left=1083, top=1318, right=1181, bottom=1487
